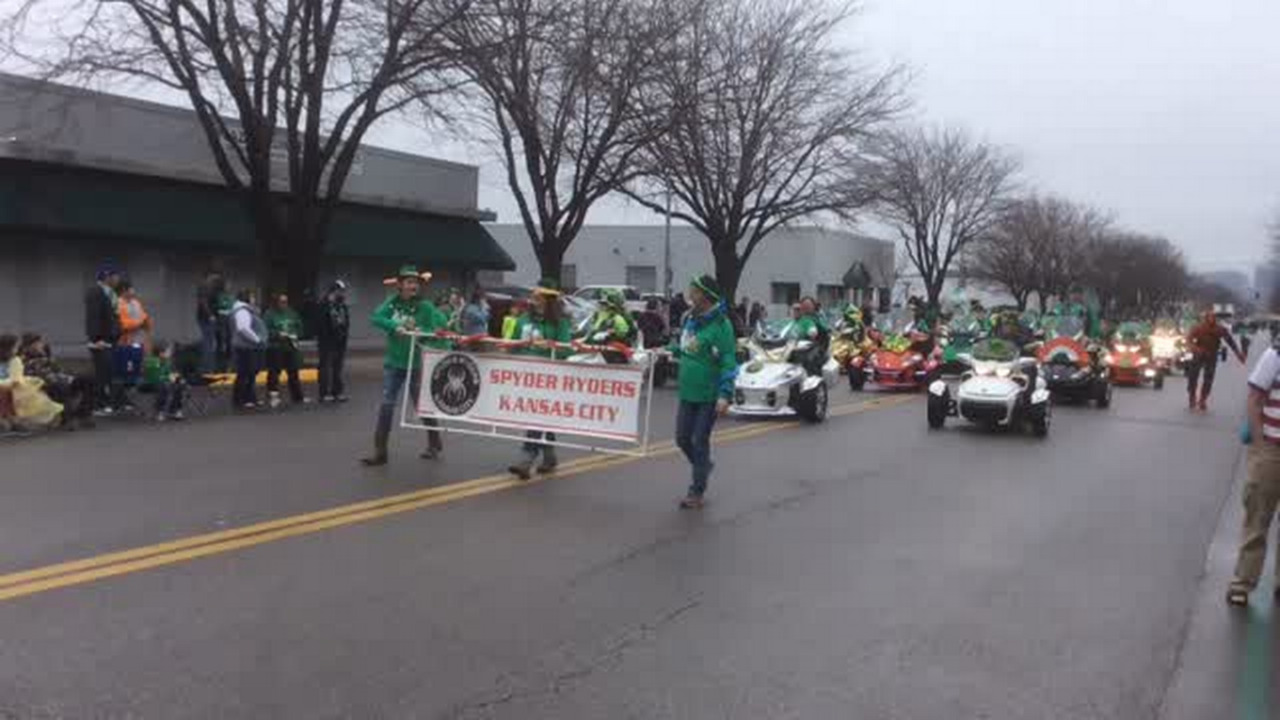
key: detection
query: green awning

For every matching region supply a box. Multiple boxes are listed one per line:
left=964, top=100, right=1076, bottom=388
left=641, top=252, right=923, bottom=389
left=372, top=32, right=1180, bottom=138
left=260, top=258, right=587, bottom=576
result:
left=0, top=161, right=514, bottom=270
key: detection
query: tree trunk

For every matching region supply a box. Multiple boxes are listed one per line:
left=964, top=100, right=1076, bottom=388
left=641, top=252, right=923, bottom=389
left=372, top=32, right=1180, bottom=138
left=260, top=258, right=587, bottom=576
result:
left=1036, top=292, right=1049, bottom=314
left=536, top=239, right=567, bottom=288
left=712, top=243, right=743, bottom=305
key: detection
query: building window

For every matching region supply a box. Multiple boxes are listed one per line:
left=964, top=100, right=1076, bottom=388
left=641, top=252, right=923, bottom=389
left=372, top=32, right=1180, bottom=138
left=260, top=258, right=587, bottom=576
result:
left=625, top=265, right=658, bottom=293
left=771, top=282, right=801, bottom=306
left=561, top=264, right=578, bottom=292
left=816, top=284, right=845, bottom=309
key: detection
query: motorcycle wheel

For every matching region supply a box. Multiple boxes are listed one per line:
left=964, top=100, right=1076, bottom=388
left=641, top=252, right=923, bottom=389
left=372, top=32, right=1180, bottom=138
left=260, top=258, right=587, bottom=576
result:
left=1153, top=372, right=1164, bottom=391
left=1028, top=404, right=1050, bottom=438
left=927, top=389, right=948, bottom=429
left=651, top=361, right=669, bottom=388
left=848, top=366, right=866, bottom=392
left=798, top=382, right=828, bottom=423
left=1095, top=381, right=1112, bottom=409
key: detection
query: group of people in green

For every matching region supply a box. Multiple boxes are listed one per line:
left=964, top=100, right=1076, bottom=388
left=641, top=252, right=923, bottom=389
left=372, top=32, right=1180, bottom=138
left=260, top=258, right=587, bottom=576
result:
left=362, top=266, right=737, bottom=509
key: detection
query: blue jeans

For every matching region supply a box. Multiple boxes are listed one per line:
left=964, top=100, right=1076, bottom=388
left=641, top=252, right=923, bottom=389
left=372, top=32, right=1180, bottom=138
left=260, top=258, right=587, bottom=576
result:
left=676, top=401, right=718, bottom=497
left=375, top=367, right=441, bottom=452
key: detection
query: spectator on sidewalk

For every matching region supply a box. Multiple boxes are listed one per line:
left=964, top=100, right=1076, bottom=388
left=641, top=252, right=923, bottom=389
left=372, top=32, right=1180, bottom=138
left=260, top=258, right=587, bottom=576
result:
left=1227, top=343, right=1280, bottom=607
left=0, top=333, right=64, bottom=431
left=143, top=341, right=186, bottom=422
left=459, top=287, right=491, bottom=336
left=19, top=333, right=95, bottom=429
left=361, top=266, right=449, bottom=466
left=230, top=289, right=267, bottom=410
left=196, top=270, right=226, bottom=372
left=669, top=292, right=689, bottom=328
left=84, top=263, right=124, bottom=415
left=115, top=279, right=151, bottom=391
left=317, top=280, right=351, bottom=403
left=264, top=293, right=306, bottom=408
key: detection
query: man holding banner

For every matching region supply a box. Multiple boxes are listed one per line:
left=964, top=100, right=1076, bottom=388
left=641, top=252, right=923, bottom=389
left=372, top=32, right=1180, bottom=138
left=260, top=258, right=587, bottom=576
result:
left=671, top=275, right=738, bottom=509
left=506, top=279, right=575, bottom=479
left=361, top=265, right=450, bottom=467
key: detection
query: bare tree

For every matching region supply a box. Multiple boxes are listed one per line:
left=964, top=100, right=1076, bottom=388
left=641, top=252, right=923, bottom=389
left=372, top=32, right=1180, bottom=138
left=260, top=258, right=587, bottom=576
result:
left=447, top=0, right=678, bottom=283
left=864, top=126, right=1019, bottom=309
left=4, top=0, right=467, bottom=297
left=1082, top=231, right=1188, bottom=319
left=624, top=0, right=905, bottom=299
left=971, top=194, right=1110, bottom=311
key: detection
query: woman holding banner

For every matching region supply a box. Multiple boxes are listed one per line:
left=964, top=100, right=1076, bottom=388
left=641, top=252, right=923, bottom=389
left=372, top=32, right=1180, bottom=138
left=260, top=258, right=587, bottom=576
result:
left=507, top=279, right=574, bottom=480
left=670, top=275, right=738, bottom=509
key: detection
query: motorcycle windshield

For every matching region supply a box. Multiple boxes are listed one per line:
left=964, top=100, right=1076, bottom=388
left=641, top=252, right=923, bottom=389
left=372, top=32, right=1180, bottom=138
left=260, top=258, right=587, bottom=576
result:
left=1044, top=316, right=1084, bottom=340
left=971, top=338, right=1019, bottom=363
left=755, top=319, right=797, bottom=346
left=1115, top=321, right=1150, bottom=343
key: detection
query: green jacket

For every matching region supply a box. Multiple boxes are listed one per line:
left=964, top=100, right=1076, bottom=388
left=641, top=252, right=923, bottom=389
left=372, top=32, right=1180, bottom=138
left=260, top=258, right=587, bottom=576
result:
left=142, top=355, right=173, bottom=386
left=264, top=307, right=304, bottom=349
left=512, top=313, right=573, bottom=357
left=671, top=303, right=738, bottom=403
left=588, top=310, right=635, bottom=343
left=792, top=314, right=826, bottom=341
left=371, top=295, right=450, bottom=370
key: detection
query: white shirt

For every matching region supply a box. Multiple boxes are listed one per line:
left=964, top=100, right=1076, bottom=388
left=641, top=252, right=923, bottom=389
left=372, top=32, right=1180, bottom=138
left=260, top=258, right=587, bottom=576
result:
left=1248, top=347, right=1280, bottom=443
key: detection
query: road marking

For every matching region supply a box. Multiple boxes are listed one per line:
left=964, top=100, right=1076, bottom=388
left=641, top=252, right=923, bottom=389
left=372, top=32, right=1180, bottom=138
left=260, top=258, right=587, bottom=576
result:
left=0, top=394, right=916, bottom=602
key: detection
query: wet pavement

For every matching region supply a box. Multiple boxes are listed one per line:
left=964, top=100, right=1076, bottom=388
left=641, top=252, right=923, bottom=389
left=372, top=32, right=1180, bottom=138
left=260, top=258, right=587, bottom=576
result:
left=0, top=361, right=1272, bottom=718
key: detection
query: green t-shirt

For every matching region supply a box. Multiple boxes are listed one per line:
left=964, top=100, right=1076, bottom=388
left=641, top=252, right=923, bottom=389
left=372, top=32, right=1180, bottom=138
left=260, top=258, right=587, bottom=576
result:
left=264, top=307, right=303, bottom=348
left=371, top=295, right=450, bottom=370
left=512, top=314, right=573, bottom=357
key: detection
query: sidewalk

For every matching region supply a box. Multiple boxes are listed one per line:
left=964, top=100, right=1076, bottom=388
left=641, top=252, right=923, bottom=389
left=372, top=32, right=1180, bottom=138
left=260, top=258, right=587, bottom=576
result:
left=1159, top=445, right=1278, bottom=720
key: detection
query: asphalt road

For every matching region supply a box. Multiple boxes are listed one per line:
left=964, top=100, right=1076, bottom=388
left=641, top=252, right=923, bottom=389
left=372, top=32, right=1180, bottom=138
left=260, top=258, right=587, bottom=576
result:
left=0, top=361, right=1271, bottom=719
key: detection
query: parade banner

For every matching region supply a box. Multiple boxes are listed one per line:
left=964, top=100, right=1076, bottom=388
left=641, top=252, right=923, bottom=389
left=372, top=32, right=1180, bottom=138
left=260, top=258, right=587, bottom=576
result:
left=414, top=349, right=647, bottom=443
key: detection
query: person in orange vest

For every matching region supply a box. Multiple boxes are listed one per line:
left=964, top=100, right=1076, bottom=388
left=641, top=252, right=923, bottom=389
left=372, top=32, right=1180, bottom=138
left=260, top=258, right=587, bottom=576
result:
left=115, top=279, right=152, bottom=393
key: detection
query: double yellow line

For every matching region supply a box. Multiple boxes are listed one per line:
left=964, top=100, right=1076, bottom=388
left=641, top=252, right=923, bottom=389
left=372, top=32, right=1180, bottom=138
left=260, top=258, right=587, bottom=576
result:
left=0, top=395, right=913, bottom=603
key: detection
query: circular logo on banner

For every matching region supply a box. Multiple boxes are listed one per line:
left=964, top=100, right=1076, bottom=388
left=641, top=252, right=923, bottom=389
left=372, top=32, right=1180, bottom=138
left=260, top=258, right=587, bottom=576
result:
left=430, top=353, right=482, bottom=416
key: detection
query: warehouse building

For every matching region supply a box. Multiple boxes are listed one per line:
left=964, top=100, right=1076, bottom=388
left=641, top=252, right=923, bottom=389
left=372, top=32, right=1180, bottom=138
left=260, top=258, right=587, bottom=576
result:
left=0, top=73, right=512, bottom=350
left=485, top=224, right=896, bottom=318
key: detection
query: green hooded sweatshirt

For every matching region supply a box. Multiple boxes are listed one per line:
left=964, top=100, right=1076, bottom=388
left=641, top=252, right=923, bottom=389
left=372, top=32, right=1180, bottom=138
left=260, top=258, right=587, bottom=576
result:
left=371, top=294, right=450, bottom=370
left=671, top=302, right=738, bottom=404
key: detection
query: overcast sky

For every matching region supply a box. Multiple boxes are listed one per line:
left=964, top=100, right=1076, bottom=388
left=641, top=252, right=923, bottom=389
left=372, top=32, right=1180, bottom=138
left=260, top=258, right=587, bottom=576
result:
left=373, top=0, right=1280, bottom=277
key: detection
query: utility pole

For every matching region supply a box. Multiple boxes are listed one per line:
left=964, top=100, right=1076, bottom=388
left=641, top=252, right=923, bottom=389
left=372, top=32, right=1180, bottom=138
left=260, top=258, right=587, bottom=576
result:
left=663, top=187, right=673, bottom=298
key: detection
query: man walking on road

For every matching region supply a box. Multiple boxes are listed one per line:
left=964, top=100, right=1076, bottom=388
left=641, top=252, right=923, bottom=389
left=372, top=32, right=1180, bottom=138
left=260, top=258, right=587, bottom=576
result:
left=670, top=274, right=738, bottom=509
left=1228, top=343, right=1280, bottom=606
left=1186, top=310, right=1245, bottom=412
left=362, top=266, right=448, bottom=467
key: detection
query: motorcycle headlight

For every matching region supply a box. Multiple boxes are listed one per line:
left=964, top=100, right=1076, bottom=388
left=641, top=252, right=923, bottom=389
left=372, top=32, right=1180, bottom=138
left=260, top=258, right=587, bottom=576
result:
left=1137, top=357, right=1148, bottom=366
left=995, top=366, right=1012, bottom=378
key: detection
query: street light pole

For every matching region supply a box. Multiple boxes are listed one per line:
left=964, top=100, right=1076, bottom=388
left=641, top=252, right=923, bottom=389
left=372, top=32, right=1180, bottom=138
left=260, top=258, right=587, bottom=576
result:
left=663, top=187, right=673, bottom=298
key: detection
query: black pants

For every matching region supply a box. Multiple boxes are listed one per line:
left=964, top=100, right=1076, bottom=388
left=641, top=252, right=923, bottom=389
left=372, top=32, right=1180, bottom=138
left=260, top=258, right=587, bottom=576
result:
left=89, top=346, right=121, bottom=410
left=317, top=338, right=347, bottom=399
left=233, top=348, right=262, bottom=407
left=1187, top=356, right=1217, bottom=398
left=44, top=376, right=95, bottom=420
left=154, top=381, right=186, bottom=414
left=266, top=346, right=304, bottom=402
left=214, top=320, right=231, bottom=373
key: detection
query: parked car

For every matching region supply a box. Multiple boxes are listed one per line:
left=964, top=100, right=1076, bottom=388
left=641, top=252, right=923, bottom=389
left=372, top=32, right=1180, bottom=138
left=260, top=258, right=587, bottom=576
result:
left=574, top=285, right=646, bottom=314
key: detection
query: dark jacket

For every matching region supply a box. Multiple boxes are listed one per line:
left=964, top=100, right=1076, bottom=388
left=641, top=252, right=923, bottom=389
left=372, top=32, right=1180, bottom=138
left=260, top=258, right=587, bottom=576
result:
left=317, top=298, right=351, bottom=346
left=84, top=284, right=121, bottom=343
